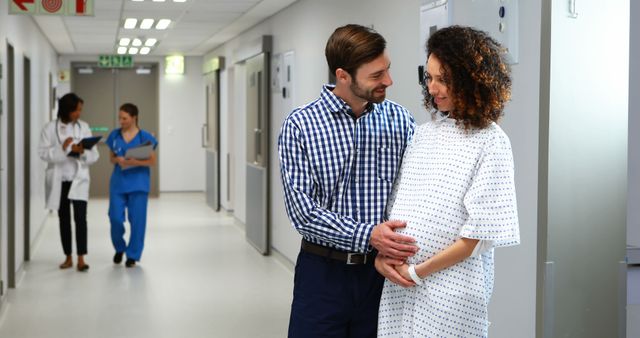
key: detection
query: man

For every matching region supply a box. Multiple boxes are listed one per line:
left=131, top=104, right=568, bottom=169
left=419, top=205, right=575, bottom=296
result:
left=278, top=24, right=417, bottom=337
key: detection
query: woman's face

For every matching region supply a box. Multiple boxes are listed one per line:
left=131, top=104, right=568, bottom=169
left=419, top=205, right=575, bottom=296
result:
left=69, top=102, right=83, bottom=122
left=118, top=110, right=136, bottom=129
left=426, top=54, right=454, bottom=112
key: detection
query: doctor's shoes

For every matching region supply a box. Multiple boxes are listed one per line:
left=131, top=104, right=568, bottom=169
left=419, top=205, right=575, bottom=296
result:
left=113, top=252, right=124, bottom=264
left=59, top=256, right=73, bottom=269
left=125, top=259, right=136, bottom=268
left=77, top=263, right=90, bottom=272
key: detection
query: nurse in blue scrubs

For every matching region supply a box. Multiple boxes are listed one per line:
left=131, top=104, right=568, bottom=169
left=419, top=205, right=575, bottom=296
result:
left=107, top=103, right=157, bottom=268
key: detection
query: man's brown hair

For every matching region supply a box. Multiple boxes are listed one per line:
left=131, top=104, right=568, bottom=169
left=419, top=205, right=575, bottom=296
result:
left=325, top=24, right=386, bottom=78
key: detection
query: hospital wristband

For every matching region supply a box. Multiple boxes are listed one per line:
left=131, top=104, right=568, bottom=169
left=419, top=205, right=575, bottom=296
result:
left=408, top=264, right=424, bottom=285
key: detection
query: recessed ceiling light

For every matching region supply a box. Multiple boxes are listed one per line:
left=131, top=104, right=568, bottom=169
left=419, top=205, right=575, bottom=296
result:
left=117, top=46, right=127, bottom=54
left=131, top=0, right=144, bottom=2
left=124, top=18, right=138, bottom=29
left=119, top=38, right=131, bottom=46
left=140, top=47, right=151, bottom=55
left=145, top=38, right=157, bottom=47
left=132, top=38, right=142, bottom=47
left=129, top=47, right=139, bottom=55
left=155, top=19, right=171, bottom=30
left=173, top=0, right=187, bottom=2
left=153, top=0, right=166, bottom=2
left=140, top=19, right=155, bottom=29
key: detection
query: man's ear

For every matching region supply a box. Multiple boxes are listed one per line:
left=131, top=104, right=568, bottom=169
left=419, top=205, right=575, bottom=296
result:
left=335, top=68, right=351, bottom=84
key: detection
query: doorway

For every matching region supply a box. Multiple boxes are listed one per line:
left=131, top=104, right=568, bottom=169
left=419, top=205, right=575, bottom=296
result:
left=71, top=64, right=159, bottom=197
left=244, top=52, right=270, bottom=255
left=23, top=56, right=31, bottom=261
left=204, top=68, right=221, bottom=211
left=6, top=43, right=15, bottom=288
left=0, top=53, right=4, bottom=299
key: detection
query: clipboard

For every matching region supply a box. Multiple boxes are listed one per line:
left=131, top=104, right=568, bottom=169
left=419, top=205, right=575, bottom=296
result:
left=124, top=142, right=154, bottom=160
left=68, top=135, right=102, bottom=158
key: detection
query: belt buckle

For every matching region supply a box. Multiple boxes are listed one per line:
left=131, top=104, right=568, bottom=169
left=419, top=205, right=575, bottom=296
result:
left=346, top=252, right=365, bottom=265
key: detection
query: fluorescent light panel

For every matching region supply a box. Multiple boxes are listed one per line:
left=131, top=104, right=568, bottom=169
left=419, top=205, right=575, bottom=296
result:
left=145, top=38, right=157, bottom=47
left=129, top=47, right=139, bottom=55
left=132, top=38, right=142, bottom=46
left=119, top=38, right=131, bottom=46
left=117, top=47, right=127, bottom=54
left=124, top=18, right=137, bottom=29
left=140, top=47, right=151, bottom=55
left=155, top=19, right=171, bottom=30
left=140, top=18, right=155, bottom=29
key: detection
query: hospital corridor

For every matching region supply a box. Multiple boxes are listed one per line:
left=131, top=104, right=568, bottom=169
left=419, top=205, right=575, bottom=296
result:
left=0, top=193, right=293, bottom=338
left=0, top=0, right=639, bottom=337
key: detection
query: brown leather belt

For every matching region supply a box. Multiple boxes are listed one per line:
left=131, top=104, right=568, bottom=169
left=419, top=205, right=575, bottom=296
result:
left=301, top=240, right=375, bottom=265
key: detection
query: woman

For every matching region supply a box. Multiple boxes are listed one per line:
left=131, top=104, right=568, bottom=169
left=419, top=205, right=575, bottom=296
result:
left=107, top=103, right=157, bottom=268
left=38, top=93, right=99, bottom=271
left=376, top=26, right=520, bottom=337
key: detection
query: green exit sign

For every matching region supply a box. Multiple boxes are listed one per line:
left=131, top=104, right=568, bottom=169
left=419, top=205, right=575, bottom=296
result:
left=98, top=55, right=133, bottom=68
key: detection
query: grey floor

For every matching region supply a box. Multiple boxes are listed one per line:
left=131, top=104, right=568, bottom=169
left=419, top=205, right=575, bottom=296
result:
left=0, top=193, right=293, bottom=338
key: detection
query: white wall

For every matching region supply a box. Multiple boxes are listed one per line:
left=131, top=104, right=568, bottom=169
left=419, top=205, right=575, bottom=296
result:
left=629, top=0, right=640, bottom=247
left=158, top=56, right=206, bottom=192
left=0, top=7, right=59, bottom=297
left=471, top=1, right=541, bottom=336
left=205, top=0, right=540, bottom=335
left=57, top=55, right=206, bottom=192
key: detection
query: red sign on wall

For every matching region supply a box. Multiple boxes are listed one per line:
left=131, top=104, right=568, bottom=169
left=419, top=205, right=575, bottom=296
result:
left=10, top=0, right=94, bottom=16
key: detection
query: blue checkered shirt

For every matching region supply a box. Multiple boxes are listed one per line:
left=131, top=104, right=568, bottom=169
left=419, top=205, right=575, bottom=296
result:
left=278, top=85, right=415, bottom=253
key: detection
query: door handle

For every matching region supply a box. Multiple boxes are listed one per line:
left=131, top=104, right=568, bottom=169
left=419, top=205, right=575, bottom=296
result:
left=202, top=124, right=209, bottom=148
left=254, top=128, right=262, bottom=164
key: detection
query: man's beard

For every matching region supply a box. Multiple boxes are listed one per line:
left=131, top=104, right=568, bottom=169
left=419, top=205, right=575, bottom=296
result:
left=350, top=80, right=387, bottom=104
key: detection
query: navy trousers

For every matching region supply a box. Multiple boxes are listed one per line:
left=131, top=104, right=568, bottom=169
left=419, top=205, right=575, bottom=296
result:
left=288, top=250, right=384, bottom=338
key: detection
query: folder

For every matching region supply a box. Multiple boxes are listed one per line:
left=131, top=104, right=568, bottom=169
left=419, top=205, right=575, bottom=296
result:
left=68, top=136, right=102, bottom=158
left=124, top=142, right=154, bottom=160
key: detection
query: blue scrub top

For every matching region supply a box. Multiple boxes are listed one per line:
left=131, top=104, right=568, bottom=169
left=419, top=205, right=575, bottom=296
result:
left=107, top=128, right=158, bottom=194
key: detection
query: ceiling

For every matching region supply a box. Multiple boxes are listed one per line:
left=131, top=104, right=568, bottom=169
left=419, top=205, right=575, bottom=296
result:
left=32, top=0, right=297, bottom=56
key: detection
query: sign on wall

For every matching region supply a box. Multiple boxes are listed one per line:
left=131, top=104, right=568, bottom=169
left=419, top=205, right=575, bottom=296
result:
left=98, top=55, right=134, bottom=69
left=10, top=0, right=94, bottom=16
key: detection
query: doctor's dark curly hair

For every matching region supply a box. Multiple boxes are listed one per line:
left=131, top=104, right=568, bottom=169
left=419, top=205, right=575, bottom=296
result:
left=424, top=25, right=511, bottom=130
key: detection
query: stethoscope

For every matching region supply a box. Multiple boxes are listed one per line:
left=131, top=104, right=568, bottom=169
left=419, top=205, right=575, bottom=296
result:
left=55, top=119, right=82, bottom=145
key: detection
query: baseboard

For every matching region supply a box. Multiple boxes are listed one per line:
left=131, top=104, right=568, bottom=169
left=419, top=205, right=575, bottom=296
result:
left=270, top=247, right=294, bottom=274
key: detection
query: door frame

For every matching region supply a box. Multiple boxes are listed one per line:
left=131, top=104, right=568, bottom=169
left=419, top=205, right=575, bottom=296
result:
left=6, top=43, right=15, bottom=288
left=23, top=56, right=31, bottom=262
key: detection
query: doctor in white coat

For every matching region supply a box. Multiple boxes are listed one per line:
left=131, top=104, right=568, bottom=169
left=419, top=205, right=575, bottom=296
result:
left=38, top=93, right=99, bottom=271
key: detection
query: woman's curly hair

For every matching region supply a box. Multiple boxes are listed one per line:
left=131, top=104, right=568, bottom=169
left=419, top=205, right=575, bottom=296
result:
left=423, top=25, right=512, bottom=130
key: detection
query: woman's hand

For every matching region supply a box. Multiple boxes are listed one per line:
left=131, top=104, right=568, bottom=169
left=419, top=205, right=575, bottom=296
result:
left=375, top=255, right=415, bottom=288
left=71, top=143, right=84, bottom=154
left=394, top=263, right=412, bottom=282
left=62, top=137, right=73, bottom=150
left=115, top=156, right=128, bottom=169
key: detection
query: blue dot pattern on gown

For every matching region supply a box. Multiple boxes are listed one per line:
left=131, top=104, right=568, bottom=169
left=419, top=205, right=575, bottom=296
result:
left=377, top=114, right=520, bottom=338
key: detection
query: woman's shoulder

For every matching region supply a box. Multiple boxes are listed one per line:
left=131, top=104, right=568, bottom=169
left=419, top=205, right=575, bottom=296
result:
left=477, top=122, right=512, bottom=151
left=139, top=129, right=158, bottom=143
left=43, top=120, right=57, bottom=129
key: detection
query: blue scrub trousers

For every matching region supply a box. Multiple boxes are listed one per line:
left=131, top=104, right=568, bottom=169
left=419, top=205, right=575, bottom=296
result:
left=288, top=250, right=384, bottom=337
left=109, top=191, right=148, bottom=261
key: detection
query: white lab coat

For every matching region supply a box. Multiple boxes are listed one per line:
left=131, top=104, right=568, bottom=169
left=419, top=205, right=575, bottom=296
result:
left=38, top=119, right=100, bottom=210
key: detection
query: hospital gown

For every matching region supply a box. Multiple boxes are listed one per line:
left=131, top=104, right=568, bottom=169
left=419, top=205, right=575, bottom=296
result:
left=377, top=114, right=520, bottom=337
